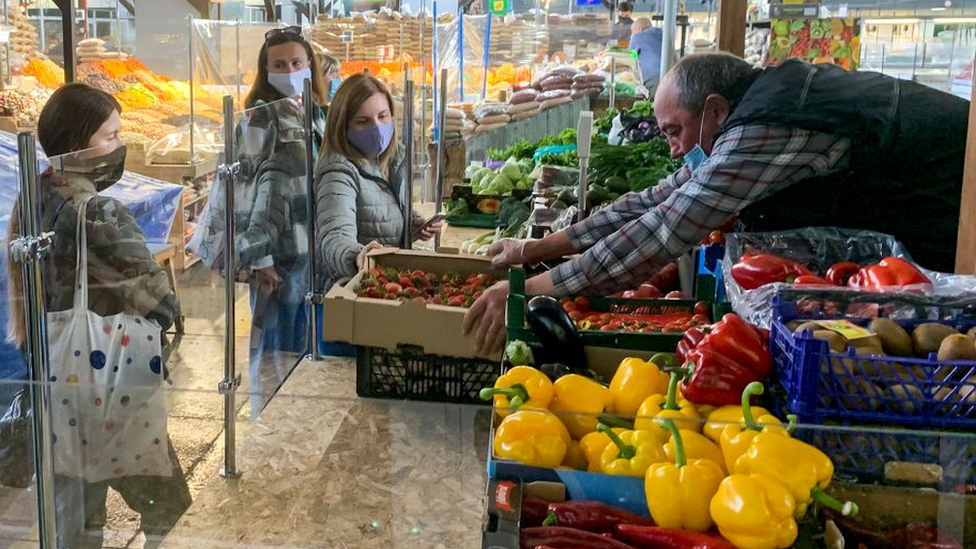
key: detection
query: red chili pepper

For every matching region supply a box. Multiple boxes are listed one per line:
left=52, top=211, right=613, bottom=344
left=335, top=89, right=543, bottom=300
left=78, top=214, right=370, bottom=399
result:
left=545, top=501, right=655, bottom=533
left=521, top=496, right=551, bottom=528
left=731, top=253, right=813, bottom=290
left=793, top=275, right=832, bottom=285
left=825, top=261, right=860, bottom=286
left=520, top=527, right=637, bottom=549
left=615, top=524, right=738, bottom=549
left=699, top=314, right=772, bottom=379
left=678, top=347, right=761, bottom=406
left=848, top=257, right=930, bottom=290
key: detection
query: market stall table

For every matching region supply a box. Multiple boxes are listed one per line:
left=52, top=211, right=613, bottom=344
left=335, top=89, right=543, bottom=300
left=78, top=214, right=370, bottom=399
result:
left=155, top=358, right=491, bottom=549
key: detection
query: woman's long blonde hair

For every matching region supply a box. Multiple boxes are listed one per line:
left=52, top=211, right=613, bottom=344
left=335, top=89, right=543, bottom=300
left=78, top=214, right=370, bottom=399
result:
left=321, top=73, right=398, bottom=174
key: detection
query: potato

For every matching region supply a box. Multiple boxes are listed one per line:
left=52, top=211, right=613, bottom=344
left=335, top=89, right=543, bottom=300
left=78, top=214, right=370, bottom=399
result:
left=828, top=357, right=883, bottom=411
left=885, top=383, right=924, bottom=415
left=812, top=330, right=847, bottom=352
left=912, top=323, right=960, bottom=357
left=869, top=318, right=913, bottom=357
left=936, top=334, right=976, bottom=362
left=793, top=321, right=825, bottom=335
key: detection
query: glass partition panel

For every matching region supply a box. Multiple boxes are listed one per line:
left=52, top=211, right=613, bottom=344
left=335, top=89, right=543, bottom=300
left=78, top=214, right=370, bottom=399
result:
left=0, top=379, right=39, bottom=548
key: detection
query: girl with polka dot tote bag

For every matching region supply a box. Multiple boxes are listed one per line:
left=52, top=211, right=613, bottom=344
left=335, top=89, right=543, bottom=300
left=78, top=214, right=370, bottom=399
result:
left=47, top=196, right=171, bottom=483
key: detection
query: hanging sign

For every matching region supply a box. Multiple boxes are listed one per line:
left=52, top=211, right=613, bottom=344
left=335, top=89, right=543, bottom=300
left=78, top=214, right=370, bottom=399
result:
left=341, top=30, right=354, bottom=43
left=487, top=0, right=510, bottom=15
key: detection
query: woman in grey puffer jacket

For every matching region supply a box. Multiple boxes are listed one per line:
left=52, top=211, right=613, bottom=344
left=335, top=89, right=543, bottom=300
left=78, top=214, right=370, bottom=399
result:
left=314, top=74, right=440, bottom=294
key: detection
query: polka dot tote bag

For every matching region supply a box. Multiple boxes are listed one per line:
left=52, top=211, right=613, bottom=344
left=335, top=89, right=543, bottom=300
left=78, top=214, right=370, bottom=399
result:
left=47, top=196, right=172, bottom=483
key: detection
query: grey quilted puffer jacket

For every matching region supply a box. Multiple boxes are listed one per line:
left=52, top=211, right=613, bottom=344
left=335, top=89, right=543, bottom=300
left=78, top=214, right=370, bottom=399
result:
left=314, top=145, right=409, bottom=292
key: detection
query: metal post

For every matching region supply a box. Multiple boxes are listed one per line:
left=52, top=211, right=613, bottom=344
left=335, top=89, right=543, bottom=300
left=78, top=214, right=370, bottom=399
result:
left=219, top=96, right=241, bottom=479
left=419, top=2, right=429, bottom=202
left=433, top=67, right=448, bottom=250
left=59, top=0, right=76, bottom=82
left=659, top=0, right=677, bottom=81
left=188, top=18, right=196, bottom=163
left=11, top=132, right=59, bottom=549
left=302, top=79, right=321, bottom=361
left=608, top=57, right=616, bottom=110
left=236, top=22, right=242, bottom=106
left=401, top=76, right=415, bottom=250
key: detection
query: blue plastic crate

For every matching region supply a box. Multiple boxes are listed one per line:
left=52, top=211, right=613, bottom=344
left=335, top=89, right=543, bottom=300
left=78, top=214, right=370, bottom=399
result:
left=771, top=317, right=976, bottom=430
left=694, top=244, right=726, bottom=303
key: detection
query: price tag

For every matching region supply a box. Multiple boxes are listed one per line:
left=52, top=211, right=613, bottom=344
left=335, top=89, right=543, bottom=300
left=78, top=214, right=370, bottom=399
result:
left=563, top=44, right=577, bottom=57
left=816, top=319, right=874, bottom=341
left=341, top=30, right=354, bottom=44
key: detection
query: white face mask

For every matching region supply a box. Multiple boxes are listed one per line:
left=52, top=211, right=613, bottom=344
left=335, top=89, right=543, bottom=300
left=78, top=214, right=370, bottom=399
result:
left=268, top=67, right=312, bottom=97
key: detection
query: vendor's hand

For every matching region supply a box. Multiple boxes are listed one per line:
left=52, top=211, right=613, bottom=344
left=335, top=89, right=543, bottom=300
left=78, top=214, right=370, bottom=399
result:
left=254, top=266, right=282, bottom=296
left=356, top=241, right=385, bottom=269
left=412, top=216, right=443, bottom=241
left=462, top=280, right=509, bottom=356
left=489, top=238, right=528, bottom=268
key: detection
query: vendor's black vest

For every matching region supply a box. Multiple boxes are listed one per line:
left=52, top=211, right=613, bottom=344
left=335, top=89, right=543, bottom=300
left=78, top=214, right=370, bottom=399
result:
left=716, top=59, right=969, bottom=272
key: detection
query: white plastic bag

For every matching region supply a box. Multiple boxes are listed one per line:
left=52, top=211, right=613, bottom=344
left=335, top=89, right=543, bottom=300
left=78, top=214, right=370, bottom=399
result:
left=48, top=197, right=172, bottom=482
left=607, top=114, right=627, bottom=146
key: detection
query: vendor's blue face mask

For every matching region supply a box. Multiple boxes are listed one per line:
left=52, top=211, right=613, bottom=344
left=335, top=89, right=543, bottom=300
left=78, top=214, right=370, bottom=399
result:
left=683, top=113, right=709, bottom=172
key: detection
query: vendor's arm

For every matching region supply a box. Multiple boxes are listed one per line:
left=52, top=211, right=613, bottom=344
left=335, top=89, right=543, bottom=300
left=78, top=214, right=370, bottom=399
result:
left=550, top=125, right=852, bottom=296
left=315, top=167, right=364, bottom=280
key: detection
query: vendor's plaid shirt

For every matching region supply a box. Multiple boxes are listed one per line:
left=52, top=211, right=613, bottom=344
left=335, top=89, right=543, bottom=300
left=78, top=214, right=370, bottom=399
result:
left=550, top=124, right=852, bottom=296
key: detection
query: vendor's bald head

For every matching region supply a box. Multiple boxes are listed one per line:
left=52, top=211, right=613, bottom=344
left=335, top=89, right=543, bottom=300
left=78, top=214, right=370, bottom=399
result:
left=654, top=52, right=757, bottom=158
left=631, top=17, right=652, bottom=35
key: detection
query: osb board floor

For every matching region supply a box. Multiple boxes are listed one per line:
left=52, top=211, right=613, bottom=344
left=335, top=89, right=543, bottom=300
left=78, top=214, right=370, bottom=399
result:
left=156, top=358, right=492, bottom=549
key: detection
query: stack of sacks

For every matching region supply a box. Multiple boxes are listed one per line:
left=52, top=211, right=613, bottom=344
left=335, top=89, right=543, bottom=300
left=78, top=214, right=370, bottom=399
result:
left=77, top=39, right=107, bottom=64
left=571, top=72, right=605, bottom=99
left=8, top=4, right=39, bottom=62
left=429, top=107, right=466, bottom=140
left=507, top=88, right=540, bottom=122
left=532, top=67, right=578, bottom=111
left=474, top=102, right=510, bottom=134
left=460, top=119, right=478, bottom=139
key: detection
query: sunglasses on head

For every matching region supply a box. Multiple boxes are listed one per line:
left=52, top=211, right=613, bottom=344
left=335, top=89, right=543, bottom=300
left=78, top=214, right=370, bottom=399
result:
left=265, top=26, right=303, bottom=42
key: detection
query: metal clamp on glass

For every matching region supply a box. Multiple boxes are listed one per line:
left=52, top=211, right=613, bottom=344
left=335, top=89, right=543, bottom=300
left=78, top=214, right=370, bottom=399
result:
left=305, top=291, right=324, bottom=306
left=218, top=161, right=241, bottom=179
left=217, top=373, right=242, bottom=395
left=9, top=231, right=55, bottom=263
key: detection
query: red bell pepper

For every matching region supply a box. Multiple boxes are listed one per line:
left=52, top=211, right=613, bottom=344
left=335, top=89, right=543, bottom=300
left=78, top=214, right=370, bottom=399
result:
left=731, top=253, right=813, bottom=290
left=793, top=275, right=832, bottom=285
left=700, top=314, right=772, bottom=379
left=678, top=347, right=760, bottom=406
left=520, top=527, right=637, bottom=549
left=676, top=327, right=709, bottom=363
left=544, top=501, right=655, bottom=533
left=848, top=257, right=930, bottom=289
left=615, top=525, right=738, bottom=549
left=825, top=261, right=860, bottom=286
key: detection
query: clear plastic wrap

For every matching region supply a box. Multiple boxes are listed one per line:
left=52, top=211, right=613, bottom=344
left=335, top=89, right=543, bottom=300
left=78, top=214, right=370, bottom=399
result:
left=723, top=227, right=976, bottom=327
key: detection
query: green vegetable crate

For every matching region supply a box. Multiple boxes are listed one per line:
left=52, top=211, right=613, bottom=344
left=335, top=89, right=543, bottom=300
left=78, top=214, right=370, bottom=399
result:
left=505, top=268, right=702, bottom=352
left=447, top=185, right=531, bottom=228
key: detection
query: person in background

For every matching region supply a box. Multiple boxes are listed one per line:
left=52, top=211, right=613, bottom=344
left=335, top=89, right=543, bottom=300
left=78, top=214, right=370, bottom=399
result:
left=629, top=17, right=664, bottom=91
left=314, top=74, right=441, bottom=347
left=319, top=53, right=342, bottom=101
left=463, top=52, right=968, bottom=354
left=615, top=1, right=635, bottom=25
left=6, top=83, right=190, bottom=549
left=238, top=26, right=327, bottom=417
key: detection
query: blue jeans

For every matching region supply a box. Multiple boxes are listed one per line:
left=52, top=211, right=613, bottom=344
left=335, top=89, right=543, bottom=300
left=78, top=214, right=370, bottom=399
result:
left=315, top=304, right=355, bottom=357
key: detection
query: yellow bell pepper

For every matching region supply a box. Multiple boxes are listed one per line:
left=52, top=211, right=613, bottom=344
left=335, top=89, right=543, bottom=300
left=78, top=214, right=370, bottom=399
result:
left=608, top=354, right=673, bottom=417
left=579, top=427, right=624, bottom=473
left=480, top=366, right=554, bottom=417
left=560, top=439, right=588, bottom=471
left=644, top=419, right=724, bottom=532
left=549, top=374, right=613, bottom=439
left=719, top=382, right=796, bottom=473
left=710, top=473, right=799, bottom=549
left=703, top=402, right=774, bottom=443
left=734, top=430, right=858, bottom=519
left=664, top=428, right=728, bottom=474
left=634, top=370, right=701, bottom=441
left=493, top=409, right=570, bottom=468
left=597, top=423, right=668, bottom=477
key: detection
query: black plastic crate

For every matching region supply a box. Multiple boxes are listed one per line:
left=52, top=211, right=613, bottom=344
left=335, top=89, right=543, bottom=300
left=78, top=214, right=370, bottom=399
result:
left=356, top=345, right=500, bottom=404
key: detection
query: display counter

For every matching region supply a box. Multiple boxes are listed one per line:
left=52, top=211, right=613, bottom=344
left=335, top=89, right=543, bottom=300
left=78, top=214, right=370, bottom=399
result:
left=157, top=358, right=488, bottom=549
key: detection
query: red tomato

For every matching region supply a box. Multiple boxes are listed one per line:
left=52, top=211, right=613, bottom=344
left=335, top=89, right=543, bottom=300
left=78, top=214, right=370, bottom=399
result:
left=706, top=230, right=725, bottom=245
left=691, top=314, right=710, bottom=323
left=448, top=296, right=465, bottom=307
left=693, top=301, right=710, bottom=316
left=601, top=324, right=618, bottom=331
left=621, top=290, right=638, bottom=299
left=574, top=297, right=590, bottom=309
left=636, top=284, right=663, bottom=298
left=639, top=325, right=658, bottom=333
left=563, top=302, right=578, bottom=313
left=665, top=291, right=687, bottom=299
left=568, top=310, right=584, bottom=321
left=600, top=313, right=614, bottom=322
left=663, top=323, right=684, bottom=333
